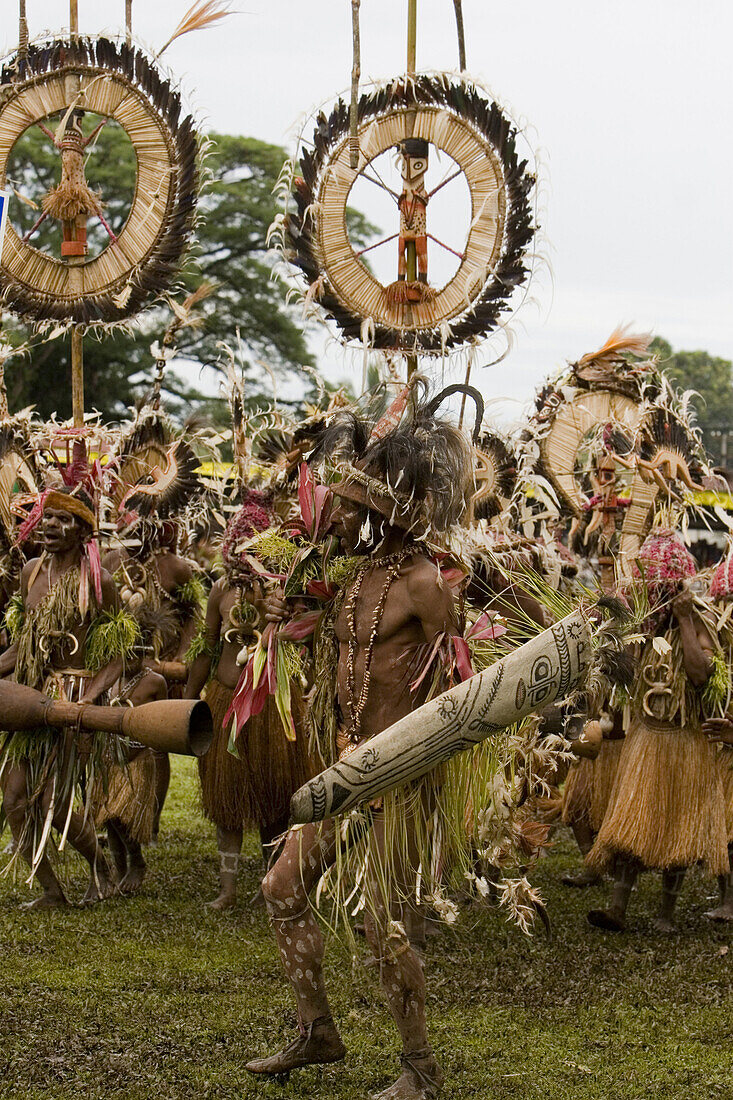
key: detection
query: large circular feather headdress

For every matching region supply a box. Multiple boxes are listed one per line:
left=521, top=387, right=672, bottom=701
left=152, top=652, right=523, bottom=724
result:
left=0, top=37, right=199, bottom=326
left=274, top=74, right=536, bottom=355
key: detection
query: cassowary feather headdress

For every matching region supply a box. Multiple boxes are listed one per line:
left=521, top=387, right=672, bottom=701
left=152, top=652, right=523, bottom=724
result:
left=310, top=378, right=481, bottom=542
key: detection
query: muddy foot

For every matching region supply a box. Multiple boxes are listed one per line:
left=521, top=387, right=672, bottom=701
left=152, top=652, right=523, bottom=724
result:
left=561, top=868, right=602, bottom=888
left=82, top=864, right=117, bottom=905
left=20, top=891, right=67, bottom=911
left=373, top=1052, right=444, bottom=1099
left=119, top=863, right=146, bottom=895
left=704, top=901, right=733, bottom=922
left=587, top=907, right=625, bottom=932
left=651, top=915, right=677, bottom=934
left=246, top=1016, right=346, bottom=1077
left=207, top=892, right=236, bottom=911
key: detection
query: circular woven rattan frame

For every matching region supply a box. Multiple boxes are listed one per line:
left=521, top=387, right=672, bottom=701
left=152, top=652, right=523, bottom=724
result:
left=539, top=388, right=659, bottom=570
left=288, top=76, right=535, bottom=353
left=0, top=38, right=199, bottom=326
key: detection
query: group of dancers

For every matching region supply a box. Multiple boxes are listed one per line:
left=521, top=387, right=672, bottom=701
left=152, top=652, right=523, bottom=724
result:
left=1, top=329, right=732, bottom=1100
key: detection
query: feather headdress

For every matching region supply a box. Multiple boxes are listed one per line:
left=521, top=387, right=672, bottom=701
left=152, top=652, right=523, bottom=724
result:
left=311, top=380, right=478, bottom=541
left=17, top=434, right=106, bottom=615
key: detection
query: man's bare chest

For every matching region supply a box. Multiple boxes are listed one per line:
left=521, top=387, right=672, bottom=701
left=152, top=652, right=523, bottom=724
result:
left=335, top=569, right=413, bottom=648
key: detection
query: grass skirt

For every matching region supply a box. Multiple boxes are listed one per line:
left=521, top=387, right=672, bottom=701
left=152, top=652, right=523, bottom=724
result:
left=587, top=717, right=728, bottom=875
left=0, top=672, right=122, bottom=880
left=94, top=751, right=156, bottom=844
left=198, top=678, right=317, bottom=831
left=590, top=738, right=624, bottom=833
left=561, top=758, right=594, bottom=829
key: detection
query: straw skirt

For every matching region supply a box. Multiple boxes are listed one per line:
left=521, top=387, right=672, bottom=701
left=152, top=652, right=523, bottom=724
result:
left=587, top=717, right=728, bottom=875
left=94, top=750, right=157, bottom=844
left=198, top=677, right=317, bottom=831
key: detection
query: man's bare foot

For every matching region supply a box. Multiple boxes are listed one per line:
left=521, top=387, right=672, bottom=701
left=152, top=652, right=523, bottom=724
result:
left=374, top=1051, right=444, bottom=1099
left=587, top=906, right=626, bottom=932
left=20, top=891, right=67, bottom=911
left=119, top=863, right=146, bottom=895
left=561, top=868, right=602, bottom=888
left=652, top=915, right=676, bottom=934
left=82, top=864, right=116, bottom=905
left=704, top=900, right=733, bottom=922
left=207, top=891, right=236, bottom=911
left=245, top=1015, right=346, bottom=1079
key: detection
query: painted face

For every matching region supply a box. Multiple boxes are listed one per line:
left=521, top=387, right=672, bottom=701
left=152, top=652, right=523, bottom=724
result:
left=331, top=498, right=386, bottom=554
left=401, top=152, right=428, bottom=186
left=331, top=499, right=362, bottom=554
left=41, top=507, right=85, bottom=553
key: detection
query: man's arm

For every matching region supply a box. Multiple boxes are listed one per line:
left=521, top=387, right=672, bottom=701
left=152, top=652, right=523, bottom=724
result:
left=168, top=555, right=201, bottom=660
left=406, top=559, right=458, bottom=643
left=674, top=590, right=713, bottom=688
left=0, top=559, right=39, bottom=677
left=184, top=580, right=223, bottom=699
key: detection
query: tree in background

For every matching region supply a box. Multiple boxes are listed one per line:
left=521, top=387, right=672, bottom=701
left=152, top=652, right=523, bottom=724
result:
left=653, top=337, right=733, bottom=467
left=3, top=124, right=375, bottom=423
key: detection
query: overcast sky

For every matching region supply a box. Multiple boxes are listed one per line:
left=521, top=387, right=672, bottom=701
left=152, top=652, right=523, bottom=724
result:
left=6, top=1, right=733, bottom=422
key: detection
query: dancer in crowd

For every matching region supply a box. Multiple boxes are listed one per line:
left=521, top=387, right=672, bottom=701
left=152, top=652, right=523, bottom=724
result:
left=0, top=462, right=136, bottom=908
left=586, top=530, right=728, bottom=932
left=93, top=611, right=169, bottom=894
left=245, top=385, right=476, bottom=1099
left=107, top=419, right=205, bottom=840
left=185, top=490, right=314, bottom=909
left=701, top=553, right=733, bottom=922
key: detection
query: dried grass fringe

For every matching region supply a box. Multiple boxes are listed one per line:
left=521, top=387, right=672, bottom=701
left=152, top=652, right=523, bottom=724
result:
left=561, top=758, right=594, bottom=829
left=590, top=738, right=624, bottom=833
left=587, top=717, right=728, bottom=875
left=94, top=751, right=157, bottom=844
left=198, top=678, right=317, bottom=830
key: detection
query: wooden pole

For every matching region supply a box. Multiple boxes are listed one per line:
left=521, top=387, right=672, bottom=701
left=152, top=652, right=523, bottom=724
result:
left=18, top=0, right=29, bottom=61
left=349, top=0, right=361, bottom=169
left=67, top=0, right=84, bottom=427
left=125, top=0, right=133, bottom=46
left=71, top=328, right=84, bottom=426
left=406, top=0, right=417, bottom=72
left=453, top=0, right=466, bottom=70
left=405, top=0, right=418, bottom=379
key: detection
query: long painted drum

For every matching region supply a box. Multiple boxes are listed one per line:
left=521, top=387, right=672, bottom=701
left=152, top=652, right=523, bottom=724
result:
left=290, top=609, right=590, bottom=824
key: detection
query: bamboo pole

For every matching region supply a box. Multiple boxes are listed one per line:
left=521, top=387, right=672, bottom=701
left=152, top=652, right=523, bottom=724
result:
left=405, top=0, right=418, bottom=379
left=407, top=0, right=417, bottom=72
left=71, top=328, right=84, bottom=426
left=349, top=0, right=361, bottom=169
left=67, top=0, right=84, bottom=427
left=453, top=0, right=466, bottom=70
left=18, top=0, right=28, bottom=60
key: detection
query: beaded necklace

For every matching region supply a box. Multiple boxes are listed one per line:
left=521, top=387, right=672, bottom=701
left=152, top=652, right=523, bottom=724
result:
left=343, top=545, right=417, bottom=741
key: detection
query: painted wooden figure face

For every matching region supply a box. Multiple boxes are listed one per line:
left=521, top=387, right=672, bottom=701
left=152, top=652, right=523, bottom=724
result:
left=397, top=138, right=429, bottom=189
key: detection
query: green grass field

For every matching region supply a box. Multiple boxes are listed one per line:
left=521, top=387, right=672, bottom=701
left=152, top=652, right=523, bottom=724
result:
left=1, top=757, right=731, bottom=1099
